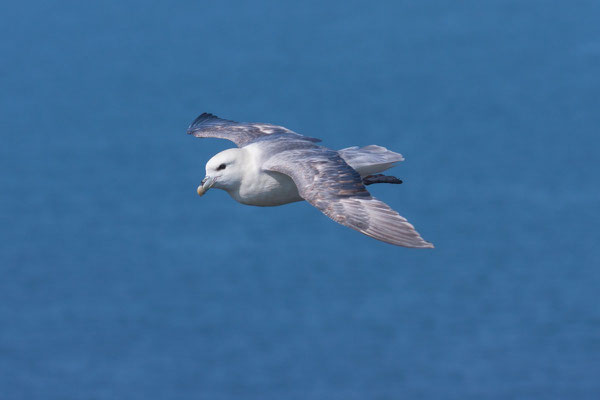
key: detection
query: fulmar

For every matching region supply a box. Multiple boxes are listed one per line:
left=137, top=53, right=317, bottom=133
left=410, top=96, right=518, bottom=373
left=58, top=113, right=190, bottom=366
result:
left=188, top=113, right=434, bottom=248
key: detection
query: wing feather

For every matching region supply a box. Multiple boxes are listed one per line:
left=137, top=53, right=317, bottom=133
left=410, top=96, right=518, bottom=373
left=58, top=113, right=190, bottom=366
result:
left=263, top=148, right=433, bottom=248
left=187, top=113, right=321, bottom=147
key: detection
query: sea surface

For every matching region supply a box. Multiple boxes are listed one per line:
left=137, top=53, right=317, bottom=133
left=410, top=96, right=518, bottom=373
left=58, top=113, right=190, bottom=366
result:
left=1, top=1, right=599, bottom=399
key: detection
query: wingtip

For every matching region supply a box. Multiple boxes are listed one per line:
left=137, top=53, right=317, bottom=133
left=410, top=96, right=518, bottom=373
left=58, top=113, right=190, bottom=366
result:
left=405, top=240, right=435, bottom=249
left=187, top=112, right=219, bottom=134
left=416, top=238, right=435, bottom=249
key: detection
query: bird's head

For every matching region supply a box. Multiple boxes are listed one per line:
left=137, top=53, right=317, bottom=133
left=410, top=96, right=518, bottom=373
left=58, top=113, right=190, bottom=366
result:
left=198, top=148, right=245, bottom=196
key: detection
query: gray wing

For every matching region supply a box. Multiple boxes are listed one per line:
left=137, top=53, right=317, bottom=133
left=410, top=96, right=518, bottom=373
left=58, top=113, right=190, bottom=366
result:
left=263, top=148, right=434, bottom=248
left=187, top=113, right=321, bottom=147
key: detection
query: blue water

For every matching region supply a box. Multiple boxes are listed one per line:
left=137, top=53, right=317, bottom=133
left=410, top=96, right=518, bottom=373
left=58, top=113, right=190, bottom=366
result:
left=2, top=1, right=600, bottom=399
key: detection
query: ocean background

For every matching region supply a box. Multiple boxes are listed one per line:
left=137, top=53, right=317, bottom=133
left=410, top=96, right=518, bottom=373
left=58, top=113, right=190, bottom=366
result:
left=1, top=1, right=599, bottom=399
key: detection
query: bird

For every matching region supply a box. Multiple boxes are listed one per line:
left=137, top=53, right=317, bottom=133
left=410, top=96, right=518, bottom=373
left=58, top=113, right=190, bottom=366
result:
left=188, top=113, right=433, bottom=248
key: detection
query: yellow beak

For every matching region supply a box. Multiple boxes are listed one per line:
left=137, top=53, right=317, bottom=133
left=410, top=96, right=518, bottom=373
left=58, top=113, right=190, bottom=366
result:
left=197, top=176, right=214, bottom=197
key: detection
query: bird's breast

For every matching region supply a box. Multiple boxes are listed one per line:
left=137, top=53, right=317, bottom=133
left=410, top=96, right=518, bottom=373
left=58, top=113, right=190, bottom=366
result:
left=232, top=170, right=303, bottom=207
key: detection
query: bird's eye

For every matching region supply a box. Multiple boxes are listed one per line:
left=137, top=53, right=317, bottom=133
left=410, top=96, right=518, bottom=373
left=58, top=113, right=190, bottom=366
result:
left=217, top=163, right=226, bottom=171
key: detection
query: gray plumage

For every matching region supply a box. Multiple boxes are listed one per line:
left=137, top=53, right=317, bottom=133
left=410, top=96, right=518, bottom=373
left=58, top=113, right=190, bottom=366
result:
left=188, top=113, right=433, bottom=248
left=188, top=113, right=321, bottom=147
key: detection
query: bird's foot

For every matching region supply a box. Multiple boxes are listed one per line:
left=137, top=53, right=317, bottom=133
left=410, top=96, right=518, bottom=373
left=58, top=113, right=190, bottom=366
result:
left=362, top=174, right=403, bottom=186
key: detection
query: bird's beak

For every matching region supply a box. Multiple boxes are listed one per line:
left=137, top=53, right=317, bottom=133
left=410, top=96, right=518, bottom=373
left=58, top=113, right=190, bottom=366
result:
left=197, top=176, right=215, bottom=197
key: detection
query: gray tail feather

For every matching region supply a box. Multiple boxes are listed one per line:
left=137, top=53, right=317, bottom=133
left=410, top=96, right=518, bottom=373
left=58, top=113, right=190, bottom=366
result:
left=338, top=145, right=404, bottom=177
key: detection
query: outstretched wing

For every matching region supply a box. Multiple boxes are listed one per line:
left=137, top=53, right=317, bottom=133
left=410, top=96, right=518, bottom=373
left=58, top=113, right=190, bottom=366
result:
left=263, top=148, right=434, bottom=248
left=187, top=113, right=321, bottom=147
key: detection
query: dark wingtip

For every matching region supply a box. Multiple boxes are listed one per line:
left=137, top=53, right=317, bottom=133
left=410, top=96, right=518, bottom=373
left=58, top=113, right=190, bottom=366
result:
left=187, top=112, right=220, bottom=134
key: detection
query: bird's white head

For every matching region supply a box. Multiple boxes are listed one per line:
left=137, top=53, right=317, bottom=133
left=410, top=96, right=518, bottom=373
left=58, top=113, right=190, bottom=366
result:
left=197, top=148, right=245, bottom=196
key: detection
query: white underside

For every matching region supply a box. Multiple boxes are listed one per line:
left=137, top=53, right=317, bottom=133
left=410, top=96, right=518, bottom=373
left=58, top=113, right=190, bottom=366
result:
left=231, top=169, right=303, bottom=206
left=225, top=143, right=402, bottom=207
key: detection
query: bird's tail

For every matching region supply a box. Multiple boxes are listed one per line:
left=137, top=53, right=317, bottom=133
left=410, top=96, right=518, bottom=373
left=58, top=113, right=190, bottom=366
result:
left=338, top=145, right=404, bottom=177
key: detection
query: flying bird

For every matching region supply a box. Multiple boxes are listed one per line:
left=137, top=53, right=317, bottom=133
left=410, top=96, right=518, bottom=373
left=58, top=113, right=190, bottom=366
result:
left=188, top=113, right=433, bottom=248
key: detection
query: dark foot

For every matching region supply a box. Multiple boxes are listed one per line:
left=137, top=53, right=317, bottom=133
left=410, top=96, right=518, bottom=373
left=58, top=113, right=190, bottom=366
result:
left=362, top=174, right=403, bottom=186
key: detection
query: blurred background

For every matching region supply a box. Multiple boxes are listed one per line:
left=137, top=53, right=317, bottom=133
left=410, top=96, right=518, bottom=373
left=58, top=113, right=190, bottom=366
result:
left=1, top=0, right=599, bottom=399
